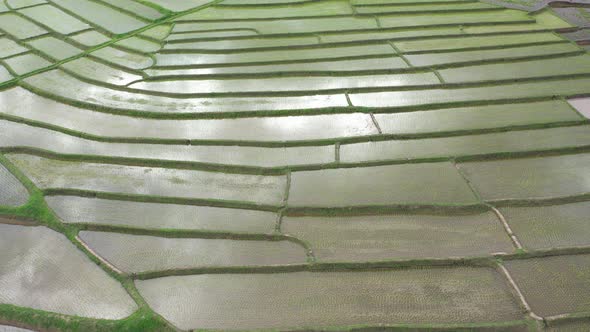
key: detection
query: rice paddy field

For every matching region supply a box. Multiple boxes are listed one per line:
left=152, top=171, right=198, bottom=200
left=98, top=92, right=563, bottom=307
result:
left=0, top=0, right=589, bottom=331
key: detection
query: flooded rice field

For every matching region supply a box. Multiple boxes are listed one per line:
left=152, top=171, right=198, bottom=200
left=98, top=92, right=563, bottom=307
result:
left=0, top=0, right=590, bottom=330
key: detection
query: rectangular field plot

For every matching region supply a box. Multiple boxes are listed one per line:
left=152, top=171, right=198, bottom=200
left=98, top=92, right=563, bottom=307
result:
left=51, top=0, right=147, bottom=34
left=282, top=212, right=514, bottom=262
left=355, top=2, right=499, bottom=14
left=4, top=53, right=51, bottom=75
left=147, top=57, right=408, bottom=76
left=27, top=37, right=82, bottom=60
left=504, top=254, right=590, bottom=317
left=375, top=101, right=582, bottom=135
left=349, top=77, right=590, bottom=108
left=463, top=11, right=573, bottom=33
left=0, top=163, right=28, bottom=207
left=500, top=202, right=590, bottom=250
left=99, top=0, right=163, bottom=21
left=396, top=32, right=562, bottom=53
left=0, top=13, right=47, bottom=39
left=181, top=1, right=353, bottom=20
left=90, top=47, right=153, bottom=70
left=24, top=70, right=348, bottom=114
left=0, top=224, right=136, bottom=319
left=288, top=162, right=478, bottom=207
left=163, top=36, right=319, bottom=51
left=155, top=44, right=395, bottom=66
left=147, top=0, right=212, bottom=12
left=139, top=24, right=172, bottom=41
left=406, top=43, right=580, bottom=67
left=440, top=55, right=590, bottom=83
left=0, top=65, right=11, bottom=83
left=46, top=196, right=277, bottom=233
left=19, top=5, right=90, bottom=35
left=79, top=231, right=306, bottom=273
left=131, top=72, right=439, bottom=94
left=317, top=26, right=463, bottom=44
left=136, top=267, right=522, bottom=330
left=0, top=90, right=364, bottom=141
left=378, top=11, right=534, bottom=29
left=570, top=97, right=590, bottom=119
left=166, top=29, right=257, bottom=40
left=6, top=0, right=46, bottom=8
left=353, top=0, right=483, bottom=3
left=459, top=153, right=590, bottom=201
left=113, top=37, right=162, bottom=53
left=0, top=119, right=335, bottom=166
left=547, top=320, right=590, bottom=331
left=0, top=38, right=28, bottom=58
left=68, top=30, right=110, bottom=47
left=340, top=126, right=590, bottom=163
left=6, top=154, right=287, bottom=206
left=172, top=16, right=378, bottom=34
left=62, top=58, right=142, bottom=85
left=0, top=325, right=34, bottom=332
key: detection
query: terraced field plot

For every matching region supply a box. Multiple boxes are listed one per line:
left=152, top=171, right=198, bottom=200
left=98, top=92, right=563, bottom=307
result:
left=0, top=0, right=590, bottom=331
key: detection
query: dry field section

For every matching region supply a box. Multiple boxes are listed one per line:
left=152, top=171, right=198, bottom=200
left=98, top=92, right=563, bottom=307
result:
left=1, top=0, right=590, bottom=331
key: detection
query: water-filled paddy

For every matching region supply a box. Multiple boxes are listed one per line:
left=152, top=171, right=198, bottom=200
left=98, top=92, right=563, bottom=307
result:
left=0, top=224, right=136, bottom=318
left=46, top=196, right=277, bottom=233
left=79, top=231, right=307, bottom=273
left=340, top=126, right=590, bottom=163
left=0, top=164, right=28, bottom=207
left=283, top=212, right=514, bottom=261
left=459, top=153, right=590, bottom=201
left=505, top=254, right=590, bottom=317
left=7, top=154, right=287, bottom=206
left=137, top=267, right=522, bottom=330
left=1, top=0, right=590, bottom=330
left=289, top=162, right=478, bottom=207
left=500, top=202, right=590, bottom=250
